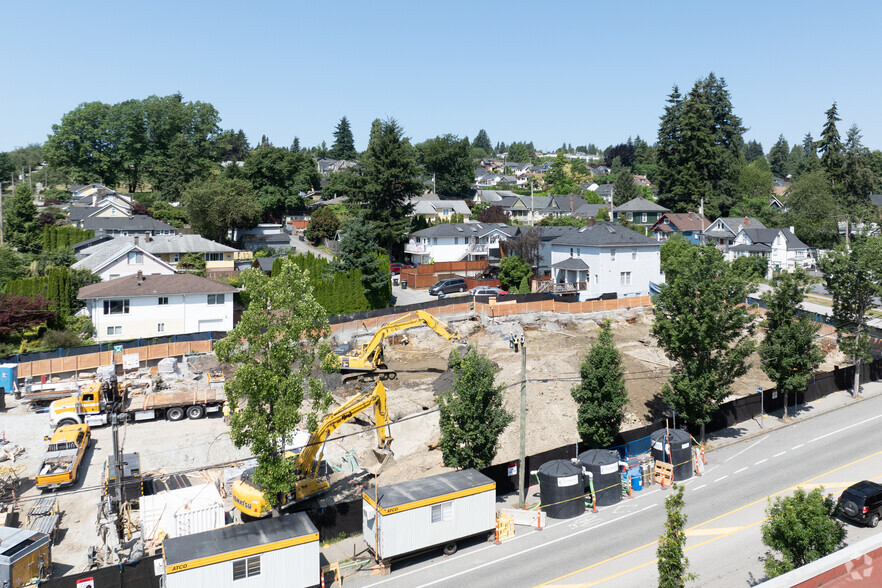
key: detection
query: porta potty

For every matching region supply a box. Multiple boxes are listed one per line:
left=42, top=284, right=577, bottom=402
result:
left=651, top=429, right=693, bottom=481
left=577, top=450, right=622, bottom=507
left=538, top=460, right=585, bottom=519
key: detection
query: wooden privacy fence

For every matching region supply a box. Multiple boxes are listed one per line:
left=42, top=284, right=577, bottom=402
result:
left=329, top=295, right=652, bottom=338
left=16, top=340, right=213, bottom=379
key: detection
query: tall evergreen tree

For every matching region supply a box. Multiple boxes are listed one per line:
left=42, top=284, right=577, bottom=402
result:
left=613, top=163, right=640, bottom=205
left=743, top=139, right=764, bottom=163
left=330, top=116, right=358, bottom=160
left=290, top=136, right=300, bottom=153
left=841, top=125, right=877, bottom=235
left=571, top=321, right=627, bottom=448
left=335, top=217, right=392, bottom=309
left=768, top=135, right=790, bottom=177
left=657, top=484, right=695, bottom=587
left=5, top=184, right=40, bottom=253
left=358, top=118, right=422, bottom=256
left=472, top=129, right=492, bottom=154
left=817, top=103, right=844, bottom=184
left=799, top=133, right=820, bottom=175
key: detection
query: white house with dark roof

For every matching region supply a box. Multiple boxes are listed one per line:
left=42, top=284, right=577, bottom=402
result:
left=545, top=222, right=662, bottom=300
left=406, top=196, right=472, bottom=223
left=701, top=217, right=766, bottom=254
left=79, top=214, right=177, bottom=237
left=405, top=223, right=518, bottom=264
left=78, top=272, right=239, bottom=342
left=729, top=227, right=813, bottom=271
left=71, top=240, right=176, bottom=282
left=76, top=234, right=249, bottom=273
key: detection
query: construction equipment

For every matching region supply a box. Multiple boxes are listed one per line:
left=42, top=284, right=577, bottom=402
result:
left=330, top=310, right=463, bottom=383
left=232, top=380, right=394, bottom=518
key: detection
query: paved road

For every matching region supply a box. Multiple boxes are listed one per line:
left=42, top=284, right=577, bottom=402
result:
left=346, top=389, right=882, bottom=588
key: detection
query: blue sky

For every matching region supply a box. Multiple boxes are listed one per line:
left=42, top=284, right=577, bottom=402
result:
left=4, top=1, right=882, bottom=155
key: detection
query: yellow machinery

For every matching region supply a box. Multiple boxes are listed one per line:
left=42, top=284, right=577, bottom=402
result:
left=330, top=310, right=462, bottom=382
left=232, top=380, right=394, bottom=518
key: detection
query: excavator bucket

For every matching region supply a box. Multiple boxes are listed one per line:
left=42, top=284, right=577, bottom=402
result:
left=362, top=446, right=395, bottom=476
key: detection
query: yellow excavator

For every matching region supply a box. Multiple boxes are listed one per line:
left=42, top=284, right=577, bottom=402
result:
left=232, top=380, right=394, bottom=518
left=330, top=310, right=463, bottom=383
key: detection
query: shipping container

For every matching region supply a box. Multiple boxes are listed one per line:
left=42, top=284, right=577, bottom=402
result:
left=0, top=526, right=51, bottom=587
left=363, top=468, right=496, bottom=562
left=140, top=483, right=225, bottom=543
left=163, top=512, right=319, bottom=588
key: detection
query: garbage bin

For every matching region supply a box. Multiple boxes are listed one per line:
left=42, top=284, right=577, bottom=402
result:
left=401, top=280, right=407, bottom=289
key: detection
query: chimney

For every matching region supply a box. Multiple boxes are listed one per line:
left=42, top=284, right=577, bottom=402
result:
left=569, top=194, right=574, bottom=213
left=789, top=226, right=795, bottom=234
left=586, top=217, right=596, bottom=227
left=136, top=270, right=143, bottom=282
left=744, top=217, right=749, bottom=227
left=92, top=194, right=97, bottom=206
left=145, top=233, right=151, bottom=243
left=134, top=235, right=139, bottom=246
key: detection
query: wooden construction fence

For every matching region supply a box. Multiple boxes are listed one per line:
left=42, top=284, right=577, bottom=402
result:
left=330, top=295, right=652, bottom=338
left=16, top=340, right=213, bottom=380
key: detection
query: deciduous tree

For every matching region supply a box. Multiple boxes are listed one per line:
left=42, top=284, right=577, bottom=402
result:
left=571, top=320, right=627, bottom=448
left=498, top=255, right=532, bottom=292
left=243, top=146, right=320, bottom=221
left=782, top=170, right=839, bottom=248
left=0, top=294, right=55, bottom=338
left=305, top=206, right=340, bottom=244
left=657, top=484, right=695, bottom=588
left=417, top=134, right=473, bottom=199
left=182, top=177, right=260, bottom=243
left=476, top=205, right=510, bottom=224
left=760, top=269, right=824, bottom=418
left=214, top=260, right=333, bottom=515
left=761, top=487, right=845, bottom=578
left=652, top=243, right=755, bottom=441
left=438, top=349, right=513, bottom=469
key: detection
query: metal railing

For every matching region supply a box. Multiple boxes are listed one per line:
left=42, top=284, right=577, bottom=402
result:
left=536, top=281, right=587, bottom=294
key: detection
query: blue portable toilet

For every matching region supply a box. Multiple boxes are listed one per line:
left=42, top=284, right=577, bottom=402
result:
left=0, top=364, right=17, bottom=394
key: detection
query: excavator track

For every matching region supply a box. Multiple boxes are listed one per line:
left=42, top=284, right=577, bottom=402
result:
left=341, top=370, right=397, bottom=384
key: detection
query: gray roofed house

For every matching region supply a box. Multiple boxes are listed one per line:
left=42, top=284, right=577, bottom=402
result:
left=72, top=239, right=176, bottom=281
left=78, top=272, right=238, bottom=299
left=611, top=197, right=670, bottom=227
left=572, top=203, right=608, bottom=218
left=870, top=194, right=882, bottom=207
left=592, top=184, right=615, bottom=203
left=406, top=222, right=517, bottom=265
left=729, top=226, right=812, bottom=271
left=80, top=215, right=177, bottom=236
left=408, top=196, right=472, bottom=222
left=551, top=257, right=590, bottom=270
left=702, top=216, right=766, bottom=253
left=550, top=222, right=660, bottom=248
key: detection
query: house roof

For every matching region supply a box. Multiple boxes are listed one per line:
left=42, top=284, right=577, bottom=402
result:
left=253, top=255, right=281, bottom=273
left=164, top=512, right=317, bottom=567
left=410, top=222, right=518, bottom=239
left=475, top=190, right=503, bottom=202
left=552, top=257, right=591, bottom=270
left=80, top=235, right=238, bottom=256
left=651, top=213, right=712, bottom=232
left=408, top=198, right=471, bottom=216
left=740, top=228, right=784, bottom=245
left=870, top=194, right=882, bottom=207
left=730, top=243, right=772, bottom=253
left=613, top=197, right=669, bottom=213
left=593, top=184, right=615, bottom=197
left=68, top=204, right=131, bottom=221
left=81, top=215, right=176, bottom=233
left=71, top=241, right=173, bottom=274
left=240, top=233, right=291, bottom=244
left=711, top=217, right=767, bottom=235
left=78, top=273, right=239, bottom=299
left=572, top=203, right=608, bottom=218
left=550, top=222, right=660, bottom=248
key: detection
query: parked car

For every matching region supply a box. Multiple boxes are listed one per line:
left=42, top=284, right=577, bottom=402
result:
left=838, top=481, right=882, bottom=527
left=469, top=287, right=508, bottom=297
left=428, top=277, right=468, bottom=296
left=389, top=263, right=414, bottom=274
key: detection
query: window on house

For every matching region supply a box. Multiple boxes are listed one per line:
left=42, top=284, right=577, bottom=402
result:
left=205, top=253, right=223, bottom=262
left=431, top=502, right=453, bottom=523
left=232, top=555, right=261, bottom=580
left=158, top=297, right=168, bottom=305
left=157, top=323, right=165, bottom=333
left=127, top=251, right=143, bottom=264
left=173, top=253, right=180, bottom=263
left=207, top=294, right=225, bottom=305
left=103, top=300, right=130, bottom=315
left=577, top=248, right=581, bottom=256
left=610, top=249, right=616, bottom=262
left=454, top=237, right=458, bottom=245
left=642, top=213, right=648, bottom=223
left=620, top=272, right=631, bottom=286
left=632, top=249, right=637, bottom=260
left=569, top=248, right=574, bottom=257
left=433, top=238, right=438, bottom=245
left=627, top=212, right=633, bottom=221
left=109, top=274, right=120, bottom=280
left=106, top=326, right=122, bottom=336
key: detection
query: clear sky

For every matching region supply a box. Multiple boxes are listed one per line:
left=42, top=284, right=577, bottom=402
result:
left=3, top=1, right=882, bottom=155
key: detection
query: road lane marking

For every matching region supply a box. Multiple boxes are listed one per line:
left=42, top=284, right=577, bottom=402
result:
left=714, top=475, right=728, bottom=482
left=734, top=467, right=747, bottom=474
left=792, top=444, right=804, bottom=450
left=535, top=449, right=882, bottom=587
left=773, top=451, right=786, bottom=457
left=693, top=484, right=706, bottom=490
left=686, top=526, right=744, bottom=537
left=755, top=459, right=767, bottom=465
left=724, top=436, right=767, bottom=463
left=807, top=413, right=882, bottom=444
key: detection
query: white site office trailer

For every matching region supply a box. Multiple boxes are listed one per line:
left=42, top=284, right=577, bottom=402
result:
left=163, top=512, right=319, bottom=588
left=363, top=468, right=496, bottom=562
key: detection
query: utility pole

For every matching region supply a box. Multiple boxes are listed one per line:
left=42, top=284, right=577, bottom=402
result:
left=518, top=334, right=527, bottom=509
left=530, top=181, right=534, bottom=227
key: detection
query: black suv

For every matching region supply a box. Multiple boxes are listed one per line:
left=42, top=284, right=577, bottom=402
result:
left=428, top=277, right=467, bottom=296
left=839, top=481, right=882, bottom=527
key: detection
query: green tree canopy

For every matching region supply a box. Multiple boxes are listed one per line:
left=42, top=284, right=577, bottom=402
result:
left=438, top=349, right=513, bottom=469
left=652, top=243, right=755, bottom=440
left=782, top=170, right=839, bottom=248
left=417, top=134, right=473, bottom=199
left=182, top=177, right=260, bottom=243
left=498, top=255, right=532, bottom=291
left=571, top=320, right=627, bottom=448
left=5, top=184, right=40, bottom=253
left=243, top=146, right=320, bottom=221
left=335, top=217, right=392, bottom=309
left=761, top=487, right=845, bottom=578
left=818, top=102, right=844, bottom=184
left=768, top=135, right=790, bottom=178
left=506, top=142, right=531, bottom=163
left=322, top=167, right=364, bottom=200
left=330, top=116, right=358, bottom=161
left=760, top=268, right=823, bottom=418
left=214, top=260, right=333, bottom=514
left=472, top=129, right=492, bottom=154
left=305, top=206, right=340, bottom=244
left=657, top=484, right=695, bottom=588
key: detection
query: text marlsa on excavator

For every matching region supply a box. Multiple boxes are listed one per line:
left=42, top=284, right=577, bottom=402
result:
left=328, top=310, right=465, bottom=383
left=232, top=380, right=394, bottom=518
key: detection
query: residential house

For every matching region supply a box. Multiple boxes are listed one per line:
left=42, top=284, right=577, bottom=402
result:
left=494, top=194, right=591, bottom=224
left=68, top=201, right=136, bottom=227
left=572, top=203, right=610, bottom=220
left=729, top=227, right=813, bottom=271
left=234, top=224, right=294, bottom=252
left=473, top=190, right=506, bottom=204
left=505, top=162, right=533, bottom=176
left=405, top=223, right=518, bottom=264
left=531, top=161, right=553, bottom=175
left=589, top=183, right=615, bottom=204
left=612, top=198, right=670, bottom=227
left=80, top=215, right=177, bottom=237
left=407, top=196, right=472, bottom=223
left=545, top=222, right=662, bottom=300
left=589, top=165, right=611, bottom=176
left=701, top=217, right=766, bottom=254
left=475, top=171, right=503, bottom=187
left=71, top=238, right=176, bottom=282
left=69, top=185, right=134, bottom=211
left=316, top=158, right=359, bottom=176
left=78, top=272, right=239, bottom=342
left=77, top=234, right=250, bottom=274
left=649, top=212, right=712, bottom=244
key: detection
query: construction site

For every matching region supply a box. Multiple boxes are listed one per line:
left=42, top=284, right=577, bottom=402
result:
left=0, top=301, right=848, bottom=585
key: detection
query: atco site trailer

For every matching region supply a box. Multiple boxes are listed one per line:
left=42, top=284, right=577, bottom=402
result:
left=363, top=468, right=496, bottom=562
left=0, top=526, right=51, bottom=587
left=162, top=512, right=319, bottom=588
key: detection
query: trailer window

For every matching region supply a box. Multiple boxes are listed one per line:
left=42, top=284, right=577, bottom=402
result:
left=233, top=555, right=260, bottom=580
left=431, top=502, right=452, bottom=523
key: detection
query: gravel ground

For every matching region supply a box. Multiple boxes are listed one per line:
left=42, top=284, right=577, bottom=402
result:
left=1, top=394, right=250, bottom=577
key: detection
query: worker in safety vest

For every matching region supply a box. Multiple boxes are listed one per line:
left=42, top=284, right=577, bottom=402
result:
left=223, top=400, right=231, bottom=425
